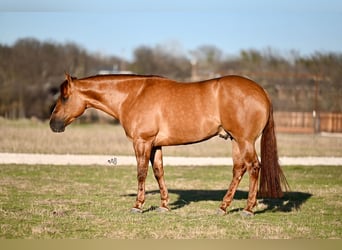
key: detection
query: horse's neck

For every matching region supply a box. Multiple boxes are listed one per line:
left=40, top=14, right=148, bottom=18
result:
left=78, top=78, right=142, bottom=121
left=77, top=80, right=121, bottom=119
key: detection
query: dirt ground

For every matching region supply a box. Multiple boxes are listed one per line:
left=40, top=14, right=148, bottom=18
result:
left=0, top=153, right=341, bottom=166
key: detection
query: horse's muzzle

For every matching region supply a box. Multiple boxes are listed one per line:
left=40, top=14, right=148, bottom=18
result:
left=49, top=118, right=65, bottom=133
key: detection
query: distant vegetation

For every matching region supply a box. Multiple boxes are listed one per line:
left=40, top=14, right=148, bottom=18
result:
left=0, top=38, right=341, bottom=119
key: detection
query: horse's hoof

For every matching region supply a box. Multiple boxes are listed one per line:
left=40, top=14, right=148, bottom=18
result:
left=156, top=206, right=170, bottom=213
left=131, top=207, right=143, bottom=214
left=241, top=210, right=254, bottom=218
left=217, top=208, right=226, bottom=216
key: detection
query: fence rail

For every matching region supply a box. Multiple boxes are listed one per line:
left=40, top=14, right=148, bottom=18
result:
left=274, top=112, right=342, bottom=133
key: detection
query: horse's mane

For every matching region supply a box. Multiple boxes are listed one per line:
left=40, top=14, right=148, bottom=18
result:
left=82, top=74, right=166, bottom=81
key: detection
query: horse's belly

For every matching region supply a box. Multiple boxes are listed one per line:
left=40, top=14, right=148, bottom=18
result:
left=154, top=119, right=220, bottom=146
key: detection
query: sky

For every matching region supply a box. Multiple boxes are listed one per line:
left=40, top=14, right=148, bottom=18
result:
left=1, top=0, right=342, bottom=61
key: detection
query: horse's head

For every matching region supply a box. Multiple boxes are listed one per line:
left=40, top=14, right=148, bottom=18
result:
left=50, top=74, right=86, bottom=132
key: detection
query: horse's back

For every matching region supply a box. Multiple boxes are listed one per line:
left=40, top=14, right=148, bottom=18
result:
left=217, top=75, right=266, bottom=96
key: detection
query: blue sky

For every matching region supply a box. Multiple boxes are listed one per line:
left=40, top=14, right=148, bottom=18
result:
left=1, top=0, right=341, bottom=60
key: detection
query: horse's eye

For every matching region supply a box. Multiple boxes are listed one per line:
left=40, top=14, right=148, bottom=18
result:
left=61, top=95, right=69, bottom=103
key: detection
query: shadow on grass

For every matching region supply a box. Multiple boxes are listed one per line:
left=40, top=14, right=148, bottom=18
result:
left=124, top=189, right=312, bottom=214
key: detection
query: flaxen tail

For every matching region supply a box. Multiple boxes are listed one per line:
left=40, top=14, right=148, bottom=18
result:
left=259, top=104, right=289, bottom=198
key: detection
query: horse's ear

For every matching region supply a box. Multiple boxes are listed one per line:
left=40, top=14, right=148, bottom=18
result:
left=61, top=73, right=74, bottom=98
left=64, top=73, right=73, bottom=84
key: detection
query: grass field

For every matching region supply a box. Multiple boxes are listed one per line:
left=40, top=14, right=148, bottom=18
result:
left=1, top=118, right=342, bottom=157
left=0, top=118, right=341, bottom=239
left=0, top=164, right=341, bottom=239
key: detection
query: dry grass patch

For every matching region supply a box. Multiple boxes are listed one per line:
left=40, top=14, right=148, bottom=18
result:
left=1, top=118, right=342, bottom=156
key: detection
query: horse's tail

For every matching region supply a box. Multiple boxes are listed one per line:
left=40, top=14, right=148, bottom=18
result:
left=259, top=104, right=289, bottom=198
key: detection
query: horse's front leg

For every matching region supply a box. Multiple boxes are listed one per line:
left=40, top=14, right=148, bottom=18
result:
left=131, top=138, right=152, bottom=213
left=150, top=146, right=170, bottom=212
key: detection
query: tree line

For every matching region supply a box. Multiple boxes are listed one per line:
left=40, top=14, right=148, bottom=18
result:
left=0, top=38, right=341, bottom=120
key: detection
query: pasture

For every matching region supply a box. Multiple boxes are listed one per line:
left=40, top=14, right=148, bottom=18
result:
left=0, top=118, right=341, bottom=239
left=0, top=164, right=341, bottom=239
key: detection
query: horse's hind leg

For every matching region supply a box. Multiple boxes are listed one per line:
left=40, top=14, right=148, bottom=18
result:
left=150, top=146, right=170, bottom=211
left=219, top=139, right=259, bottom=215
left=219, top=140, right=247, bottom=214
left=243, top=144, right=260, bottom=216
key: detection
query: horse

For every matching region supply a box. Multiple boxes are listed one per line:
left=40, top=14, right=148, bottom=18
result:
left=50, top=73, right=288, bottom=216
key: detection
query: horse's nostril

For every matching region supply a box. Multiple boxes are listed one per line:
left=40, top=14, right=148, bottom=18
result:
left=49, top=118, right=65, bottom=133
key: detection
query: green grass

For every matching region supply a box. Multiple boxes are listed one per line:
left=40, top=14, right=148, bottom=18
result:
left=0, top=164, right=341, bottom=239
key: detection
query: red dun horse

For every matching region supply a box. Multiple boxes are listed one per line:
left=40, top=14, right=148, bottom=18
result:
left=50, top=73, right=288, bottom=216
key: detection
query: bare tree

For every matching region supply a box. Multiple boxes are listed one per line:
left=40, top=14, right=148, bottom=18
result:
left=0, top=38, right=341, bottom=119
